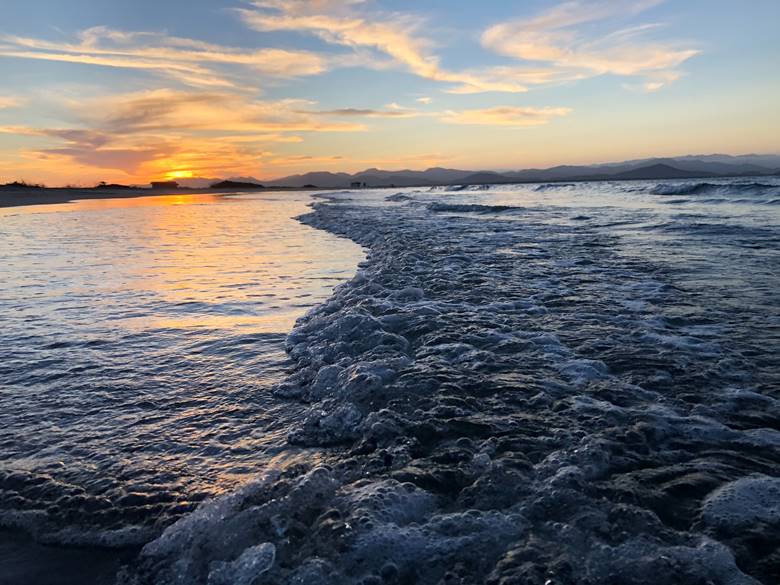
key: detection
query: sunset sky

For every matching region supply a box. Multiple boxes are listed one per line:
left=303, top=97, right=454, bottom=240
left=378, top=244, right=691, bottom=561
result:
left=1, top=0, right=778, bottom=186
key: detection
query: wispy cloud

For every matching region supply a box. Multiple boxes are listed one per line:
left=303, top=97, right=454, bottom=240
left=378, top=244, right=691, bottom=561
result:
left=0, top=27, right=328, bottom=88
left=0, top=96, right=23, bottom=109
left=296, top=102, right=572, bottom=127
left=300, top=105, right=421, bottom=118
left=440, top=106, right=572, bottom=127
left=72, top=89, right=365, bottom=134
left=238, top=1, right=528, bottom=93
left=482, top=0, right=699, bottom=90
left=265, top=153, right=345, bottom=167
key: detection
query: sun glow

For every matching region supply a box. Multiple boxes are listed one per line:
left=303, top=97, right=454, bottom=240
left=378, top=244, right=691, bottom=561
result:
left=165, top=169, right=194, bottom=180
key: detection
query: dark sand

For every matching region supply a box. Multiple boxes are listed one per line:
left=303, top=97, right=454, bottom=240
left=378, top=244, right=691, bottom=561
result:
left=0, top=530, right=136, bottom=585
left=0, top=187, right=292, bottom=208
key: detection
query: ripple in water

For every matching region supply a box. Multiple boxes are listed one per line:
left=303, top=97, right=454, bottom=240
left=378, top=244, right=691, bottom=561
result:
left=2, top=179, right=780, bottom=584
left=126, top=178, right=779, bottom=585
left=0, top=192, right=364, bottom=548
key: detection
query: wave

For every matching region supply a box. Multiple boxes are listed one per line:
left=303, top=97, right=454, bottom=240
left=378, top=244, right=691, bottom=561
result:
left=0, top=467, right=197, bottom=549
left=534, top=183, right=576, bottom=191
left=649, top=181, right=779, bottom=197
left=429, top=184, right=493, bottom=192
left=427, top=203, right=522, bottom=213
left=385, top=192, right=414, bottom=202
left=453, top=184, right=493, bottom=192
left=311, top=190, right=357, bottom=201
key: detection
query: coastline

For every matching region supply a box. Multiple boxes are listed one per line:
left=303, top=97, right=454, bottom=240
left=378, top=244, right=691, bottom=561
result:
left=0, top=186, right=307, bottom=209
left=3, top=171, right=776, bottom=209
left=3, top=183, right=776, bottom=584
left=0, top=528, right=136, bottom=585
left=0, top=191, right=368, bottom=585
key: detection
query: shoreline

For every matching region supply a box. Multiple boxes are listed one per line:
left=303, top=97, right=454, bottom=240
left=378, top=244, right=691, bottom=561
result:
left=3, top=172, right=775, bottom=209
left=5, top=184, right=777, bottom=584
left=0, top=528, right=136, bottom=585
left=0, top=192, right=365, bottom=585
left=0, top=186, right=310, bottom=209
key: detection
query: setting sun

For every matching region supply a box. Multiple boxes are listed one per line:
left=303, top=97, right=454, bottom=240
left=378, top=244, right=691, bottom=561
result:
left=165, top=170, right=194, bottom=180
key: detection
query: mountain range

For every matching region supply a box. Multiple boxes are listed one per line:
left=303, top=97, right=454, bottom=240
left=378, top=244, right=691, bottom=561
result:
left=174, top=154, right=780, bottom=189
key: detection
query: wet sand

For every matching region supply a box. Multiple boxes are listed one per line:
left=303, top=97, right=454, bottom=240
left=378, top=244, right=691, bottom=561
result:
left=0, top=187, right=295, bottom=208
left=0, top=530, right=135, bottom=585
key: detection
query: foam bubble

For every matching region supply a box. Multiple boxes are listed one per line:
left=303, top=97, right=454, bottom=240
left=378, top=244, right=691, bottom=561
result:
left=702, top=475, right=780, bottom=532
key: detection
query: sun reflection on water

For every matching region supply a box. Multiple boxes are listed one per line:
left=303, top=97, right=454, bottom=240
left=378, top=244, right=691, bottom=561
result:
left=0, top=190, right=364, bottom=522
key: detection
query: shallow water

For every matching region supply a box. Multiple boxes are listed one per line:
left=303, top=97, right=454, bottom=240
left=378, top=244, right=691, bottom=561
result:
left=0, top=192, right=363, bottom=550
left=126, top=177, right=778, bottom=585
left=3, top=179, right=780, bottom=584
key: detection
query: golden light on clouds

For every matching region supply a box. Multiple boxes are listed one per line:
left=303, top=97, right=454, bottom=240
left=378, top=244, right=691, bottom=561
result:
left=10, top=0, right=773, bottom=186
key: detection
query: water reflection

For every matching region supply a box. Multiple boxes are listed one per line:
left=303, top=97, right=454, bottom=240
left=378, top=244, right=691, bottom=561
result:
left=0, top=191, right=363, bottom=540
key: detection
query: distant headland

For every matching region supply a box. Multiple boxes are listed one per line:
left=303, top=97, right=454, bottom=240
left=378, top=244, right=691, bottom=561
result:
left=2, top=154, right=778, bottom=208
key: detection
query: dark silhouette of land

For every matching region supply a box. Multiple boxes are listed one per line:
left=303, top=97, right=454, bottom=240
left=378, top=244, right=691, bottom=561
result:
left=261, top=154, right=780, bottom=188
left=2, top=153, right=778, bottom=207
left=210, top=180, right=264, bottom=189
left=1, top=182, right=275, bottom=208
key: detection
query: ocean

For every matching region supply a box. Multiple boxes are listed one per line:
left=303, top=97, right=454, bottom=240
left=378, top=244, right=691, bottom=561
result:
left=1, top=179, right=778, bottom=584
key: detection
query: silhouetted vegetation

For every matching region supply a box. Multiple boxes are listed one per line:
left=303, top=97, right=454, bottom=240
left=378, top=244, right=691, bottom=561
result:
left=93, top=181, right=134, bottom=190
left=0, top=180, right=46, bottom=190
left=150, top=181, right=179, bottom=190
left=210, top=180, right=264, bottom=189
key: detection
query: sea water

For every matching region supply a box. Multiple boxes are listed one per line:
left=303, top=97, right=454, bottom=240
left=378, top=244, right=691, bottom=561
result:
left=2, top=179, right=779, bottom=584
left=0, top=191, right=363, bottom=582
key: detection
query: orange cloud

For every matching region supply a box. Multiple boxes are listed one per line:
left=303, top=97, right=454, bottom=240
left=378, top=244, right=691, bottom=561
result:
left=0, top=87, right=373, bottom=183
left=73, top=89, right=366, bottom=134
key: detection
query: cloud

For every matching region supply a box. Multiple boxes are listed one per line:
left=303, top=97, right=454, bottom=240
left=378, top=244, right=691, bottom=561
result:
left=238, top=1, right=528, bottom=93
left=0, top=27, right=328, bottom=88
left=416, top=97, right=433, bottom=105
left=36, top=146, right=164, bottom=173
left=440, top=106, right=572, bottom=127
left=0, top=88, right=369, bottom=179
left=266, top=153, right=345, bottom=167
left=73, top=89, right=365, bottom=134
left=301, top=106, right=421, bottom=118
left=281, top=101, right=574, bottom=128
left=0, top=96, right=22, bottom=109
left=481, top=0, right=699, bottom=90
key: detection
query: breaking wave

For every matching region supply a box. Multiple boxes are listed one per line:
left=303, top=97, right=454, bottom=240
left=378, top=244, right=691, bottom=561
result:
left=649, top=181, right=779, bottom=197
left=535, top=183, right=577, bottom=191
left=429, top=185, right=495, bottom=192
left=385, top=192, right=414, bottom=202
left=427, top=203, right=522, bottom=213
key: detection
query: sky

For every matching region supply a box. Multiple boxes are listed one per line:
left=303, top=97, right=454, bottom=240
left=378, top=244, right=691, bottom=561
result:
left=0, top=0, right=778, bottom=186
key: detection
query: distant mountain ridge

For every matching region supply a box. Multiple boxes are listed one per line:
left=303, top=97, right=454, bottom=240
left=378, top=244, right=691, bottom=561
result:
left=258, top=154, right=780, bottom=189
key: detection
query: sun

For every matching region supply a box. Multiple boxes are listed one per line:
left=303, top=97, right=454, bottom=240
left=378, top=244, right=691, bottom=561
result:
left=165, top=170, right=194, bottom=180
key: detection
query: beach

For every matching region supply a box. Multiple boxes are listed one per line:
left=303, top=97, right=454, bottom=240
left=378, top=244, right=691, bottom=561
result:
left=0, top=187, right=299, bottom=209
